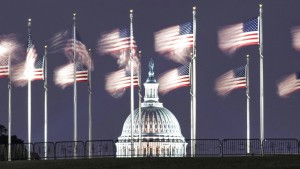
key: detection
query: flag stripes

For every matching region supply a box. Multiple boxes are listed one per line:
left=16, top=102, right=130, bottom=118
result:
left=158, top=64, right=190, bottom=94
left=215, top=66, right=247, bottom=96
left=0, top=65, right=9, bottom=78
left=154, top=22, right=194, bottom=64
left=218, top=17, right=259, bottom=55
left=98, top=28, right=137, bottom=55
left=54, top=63, right=89, bottom=88
left=105, top=68, right=139, bottom=98
left=277, top=72, right=300, bottom=98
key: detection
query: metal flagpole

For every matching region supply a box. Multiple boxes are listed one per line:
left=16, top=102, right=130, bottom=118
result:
left=138, top=50, right=142, bottom=157
left=246, top=54, right=250, bottom=154
left=190, top=6, right=197, bottom=157
left=44, top=46, right=48, bottom=159
left=27, top=18, right=32, bottom=160
left=28, top=73, right=32, bottom=160
left=88, top=49, right=92, bottom=158
left=129, top=9, right=134, bottom=157
left=73, top=12, right=78, bottom=158
left=259, top=4, right=264, bottom=154
left=8, top=51, right=12, bottom=162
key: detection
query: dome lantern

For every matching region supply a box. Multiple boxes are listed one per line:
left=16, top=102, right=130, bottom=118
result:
left=143, top=59, right=160, bottom=103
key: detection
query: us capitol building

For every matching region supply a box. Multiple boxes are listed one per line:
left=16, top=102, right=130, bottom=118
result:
left=116, top=60, right=187, bottom=157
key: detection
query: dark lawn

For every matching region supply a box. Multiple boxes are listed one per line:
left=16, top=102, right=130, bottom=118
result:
left=1, top=156, right=300, bottom=169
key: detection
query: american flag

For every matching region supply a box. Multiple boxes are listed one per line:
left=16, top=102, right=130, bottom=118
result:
left=11, top=47, right=39, bottom=86
left=49, top=30, right=93, bottom=70
left=11, top=21, right=45, bottom=86
left=24, top=46, right=39, bottom=81
left=98, top=28, right=137, bottom=68
left=26, top=22, right=44, bottom=81
left=292, top=26, right=300, bottom=51
left=31, top=50, right=44, bottom=81
left=218, top=17, right=259, bottom=55
left=98, top=28, right=137, bottom=54
left=154, top=22, right=194, bottom=64
left=158, top=64, right=190, bottom=95
left=277, top=72, right=300, bottom=98
left=54, top=63, right=88, bottom=89
left=215, top=66, right=247, bottom=96
left=105, top=67, right=139, bottom=98
left=0, top=35, right=18, bottom=78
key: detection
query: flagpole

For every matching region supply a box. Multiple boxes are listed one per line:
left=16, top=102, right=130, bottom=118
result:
left=88, top=49, right=92, bottom=158
left=129, top=9, right=134, bottom=157
left=190, top=6, right=197, bottom=157
left=73, top=12, right=78, bottom=158
left=27, top=18, right=32, bottom=160
left=246, top=54, right=250, bottom=154
left=44, top=45, right=48, bottom=159
left=8, top=52, right=12, bottom=162
left=259, top=4, right=264, bottom=155
left=138, top=50, right=142, bottom=157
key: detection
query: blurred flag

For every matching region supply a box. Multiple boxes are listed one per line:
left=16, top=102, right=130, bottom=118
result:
left=105, top=68, right=139, bottom=98
left=51, top=28, right=93, bottom=89
left=218, top=17, right=259, bottom=55
left=277, top=72, right=300, bottom=98
left=0, top=34, right=23, bottom=78
left=105, top=58, right=140, bottom=98
left=158, top=63, right=190, bottom=95
left=97, top=28, right=137, bottom=68
left=54, top=63, right=88, bottom=89
left=25, top=23, right=43, bottom=81
left=292, top=26, right=300, bottom=51
left=31, top=49, right=44, bottom=81
left=11, top=47, right=39, bottom=86
left=63, top=38, right=92, bottom=70
left=215, top=66, right=246, bottom=96
left=154, top=22, right=193, bottom=64
left=49, top=30, right=93, bottom=70
left=24, top=46, right=38, bottom=80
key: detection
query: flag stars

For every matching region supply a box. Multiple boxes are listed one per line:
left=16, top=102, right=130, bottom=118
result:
left=179, top=22, right=193, bottom=35
left=243, top=18, right=258, bottom=32
left=234, top=66, right=246, bottom=78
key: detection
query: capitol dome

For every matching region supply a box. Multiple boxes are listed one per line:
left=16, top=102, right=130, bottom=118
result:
left=119, top=106, right=185, bottom=141
left=116, top=59, right=187, bottom=157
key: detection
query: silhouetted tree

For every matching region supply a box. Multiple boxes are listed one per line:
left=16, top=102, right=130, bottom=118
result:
left=0, top=124, right=24, bottom=144
left=0, top=124, right=7, bottom=136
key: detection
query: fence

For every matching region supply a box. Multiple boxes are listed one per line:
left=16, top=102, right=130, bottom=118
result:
left=55, top=141, right=85, bottom=159
left=11, top=143, right=34, bottom=160
left=33, top=142, right=55, bottom=159
left=85, top=140, right=115, bottom=158
left=0, top=144, right=7, bottom=161
left=186, top=139, right=221, bottom=157
left=262, top=139, right=299, bottom=155
left=2, top=139, right=300, bottom=161
left=221, top=139, right=261, bottom=156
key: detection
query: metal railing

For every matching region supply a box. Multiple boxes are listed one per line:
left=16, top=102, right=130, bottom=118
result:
left=186, top=139, right=221, bottom=157
left=221, top=139, right=261, bottom=156
left=2, top=138, right=300, bottom=161
left=11, top=143, right=34, bottom=160
left=262, top=139, right=299, bottom=155
left=33, top=142, right=55, bottom=159
left=0, top=144, right=7, bottom=161
left=55, top=141, right=85, bottom=159
left=85, top=140, right=115, bottom=158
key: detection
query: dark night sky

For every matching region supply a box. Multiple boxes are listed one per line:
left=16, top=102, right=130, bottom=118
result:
left=0, top=0, right=300, bottom=143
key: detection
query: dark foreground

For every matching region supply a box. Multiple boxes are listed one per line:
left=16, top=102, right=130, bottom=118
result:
left=1, top=156, right=300, bottom=169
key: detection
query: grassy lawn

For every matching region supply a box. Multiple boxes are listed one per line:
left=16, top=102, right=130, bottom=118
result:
left=1, top=156, right=300, bottom=169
